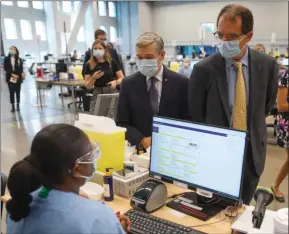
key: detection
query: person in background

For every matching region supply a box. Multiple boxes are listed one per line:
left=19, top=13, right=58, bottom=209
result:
left=4, top=46, right=25, bottom=112
left=107, top=42, right=124, bottom=73
left=73, top=50, right=78, bottom=60
left=82, top=29, right=125, bottom=78
left=275, top=48, right=281, bottom=57
left=177, top=57, right=193, bottom=78
left=253, top=44, right=266, bottom=53
left=6, top=124, right=130, bottom=234
left=84, top=40, right=124, bottom=114
left=192, top=50, right=197, bottom=59
left=116, top=32, right=189, bottom=149
left=199, top=48, right=206, bottom=58
left=272, top=69, right=289, bottom=203
left=188, top=4, right=279, bottom=204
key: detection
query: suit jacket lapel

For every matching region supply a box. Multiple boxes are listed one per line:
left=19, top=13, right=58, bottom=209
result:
left=159, top=66, right=171, bottom=114
left=213, top=53, right=230, bottom=123
left=248, top=49, right=261, bottom=121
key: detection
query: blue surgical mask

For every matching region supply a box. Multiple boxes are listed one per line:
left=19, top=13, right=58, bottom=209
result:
left=218, top=36, right=246, bottom=59
left=137, top=57, right=160, bottom=77
left=93, top=49, right=105, bottom=59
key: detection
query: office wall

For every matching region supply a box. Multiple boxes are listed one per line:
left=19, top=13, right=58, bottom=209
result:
left=153, top=1, right=288, bottom=49
left=139, top=2, right=153, bottom=34
left=1, top=3, right=48, bottom=58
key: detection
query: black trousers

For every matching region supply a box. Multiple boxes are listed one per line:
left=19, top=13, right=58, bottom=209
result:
left=8, top=82, right=21, bottom=104
left=241, top=143, right=260, bottom=205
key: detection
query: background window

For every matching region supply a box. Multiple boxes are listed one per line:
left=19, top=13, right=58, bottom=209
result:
left=1, top=1, right=13, bottom=6
left=20, top=20, right=33, bottom=40
left=77, top=26, right=85, bottom=42
left=35, top=21, right=47, bottom=41
left=17, top=1, right=29, bottom=8
left=98, top=1, right=106, bottom=16
left=4, top=18, right=17, bottom=39
left=74, top=1, right=80, bottom=11
left=32, top=1, right=43, bottom=9
left=108, top=2, right=116, bottom=17
left=100, top=26, right=106, bottom=32
left=110, top=26, right=117, bottom=43
left=201, top=23, right=215, bottom=33
left=62, top=1, right=72, bottom=13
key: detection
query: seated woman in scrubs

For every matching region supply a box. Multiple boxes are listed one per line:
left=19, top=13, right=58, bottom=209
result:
left=6, top=124, right=130, bottom=234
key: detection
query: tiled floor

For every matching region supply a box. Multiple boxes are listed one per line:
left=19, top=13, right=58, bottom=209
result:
left=0, top=66, right=288, bottom=232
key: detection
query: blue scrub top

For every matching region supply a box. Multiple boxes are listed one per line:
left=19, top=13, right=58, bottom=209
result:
left=6, top=188, right=125, bottom=234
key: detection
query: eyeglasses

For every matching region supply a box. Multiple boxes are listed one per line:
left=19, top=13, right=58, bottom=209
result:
left=76, top=141, right=101, bottom=164
left=213, top=31, right=244, bottom=41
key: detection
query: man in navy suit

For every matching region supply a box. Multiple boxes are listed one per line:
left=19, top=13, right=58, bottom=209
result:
left=116, top=32, right=189, bottom=149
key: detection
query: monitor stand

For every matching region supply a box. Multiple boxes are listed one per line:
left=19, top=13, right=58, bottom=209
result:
left=166, top=192, right=224, bottom=221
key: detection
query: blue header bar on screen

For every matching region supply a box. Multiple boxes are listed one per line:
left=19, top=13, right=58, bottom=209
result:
left=153, top=121, right=227, bottom=137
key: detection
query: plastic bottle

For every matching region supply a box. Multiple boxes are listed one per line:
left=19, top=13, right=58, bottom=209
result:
left=103, top=168, right=114, bottom=201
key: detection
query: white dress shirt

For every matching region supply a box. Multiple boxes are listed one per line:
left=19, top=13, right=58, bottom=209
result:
left=146, top=65, right=163, bottom=111
left=10, top=57, right=15, bottom=71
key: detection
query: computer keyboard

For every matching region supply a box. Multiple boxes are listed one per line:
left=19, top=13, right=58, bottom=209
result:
left=125, top=209, right=207, bottom=234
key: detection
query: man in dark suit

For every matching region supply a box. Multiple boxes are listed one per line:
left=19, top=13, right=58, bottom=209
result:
left=116, top=32, right=188, bottom=149
left=82, top=29, right=124, bottom=78
left=189, top=4, right=278, bottom=204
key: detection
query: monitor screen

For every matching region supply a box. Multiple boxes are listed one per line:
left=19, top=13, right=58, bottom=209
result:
left=282, top=58, right=288, bottom=66
left=150, top=117, right=247, bottom=200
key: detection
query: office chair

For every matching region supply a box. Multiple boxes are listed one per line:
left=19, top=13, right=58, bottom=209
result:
left=1, top=173, right=7, bottom=218
left=94, top=93, right=119, bottom=120
left=67, top=87, right=85, bottom=110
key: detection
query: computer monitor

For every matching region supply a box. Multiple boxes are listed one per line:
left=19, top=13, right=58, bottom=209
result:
left=150, top=116, right=247, bottom=201
left=282, top=58, right=288, bottom=66
left=94, top=93, right=119, bottom=120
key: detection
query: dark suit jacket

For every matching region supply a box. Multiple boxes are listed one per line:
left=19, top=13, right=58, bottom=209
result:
left=82, top=47, right=124, bottom=78
left=116, top=66, right=189, bottom=146
left=189, top=49, right=278, bottom=176
left=3, top=56, right=23, bottom=83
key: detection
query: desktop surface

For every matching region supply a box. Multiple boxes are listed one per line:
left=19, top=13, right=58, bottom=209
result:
left=150, top=117, right=247, bottom=201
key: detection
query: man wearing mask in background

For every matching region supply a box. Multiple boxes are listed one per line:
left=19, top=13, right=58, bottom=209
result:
left=117, top=32, right=188, bottom=149
left=188, top=4, right=278, bottom=204
left=82, top=29, right=125, bottom=78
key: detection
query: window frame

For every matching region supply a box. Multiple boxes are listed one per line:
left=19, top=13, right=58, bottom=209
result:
left=35, top=21, right=47, bottom=41
left=20, top=19, right=33, bottom=40
left=4, top=18, right=18, bottom=40
left=108, top=2, right=116, bottom=17
left=98, top=1, right=107, bottom=16
left=32, top=1, right=44, bottom=9
left=17, top=1, right=29, bottom=8
left=1, top=1, right=13, bottom=6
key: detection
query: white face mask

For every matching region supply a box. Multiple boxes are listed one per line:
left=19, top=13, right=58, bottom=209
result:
left=93, top=49, right=105, bottom=59
left=9, top=50, right=16, bottom=56
left=137, top=56, right=160, bottom=77
left=77, top=159, right=98, bottom=183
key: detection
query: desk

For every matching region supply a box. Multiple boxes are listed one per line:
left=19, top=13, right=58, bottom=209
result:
left=1, top=183, right=237, bottom=234
left=35, top=78, right=85, bottom=111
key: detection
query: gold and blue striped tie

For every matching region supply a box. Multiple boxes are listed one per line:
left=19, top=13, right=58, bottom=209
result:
left=233, top=62, right=247, bottom=131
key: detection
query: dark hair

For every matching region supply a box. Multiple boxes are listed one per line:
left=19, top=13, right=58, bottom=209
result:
left=6, top=124, right=90, bottom=222
left=94, top=29, right=106, bottom=40
left=217, top=4, right=254, bottom=34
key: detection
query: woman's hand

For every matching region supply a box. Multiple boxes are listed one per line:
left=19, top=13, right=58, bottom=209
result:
left=108, top=80, right=118, bottom=89
left=92, top=70, right=104, bottom=80
left=12, top=74, right=19, bottom=79
left=116, top=212, right=131, bottom=232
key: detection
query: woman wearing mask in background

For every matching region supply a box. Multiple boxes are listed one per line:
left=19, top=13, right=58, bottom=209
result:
left=253, top=44, right=266, bottom=53
left=4, top=46, right=25, bottom=112
left=84, top=40, right=124, bottom=114
left=272, top=69, right=289, bottom=203
left=177, top=57, right=193, bottom=78
left=6, top=124, right=130, bottom=234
